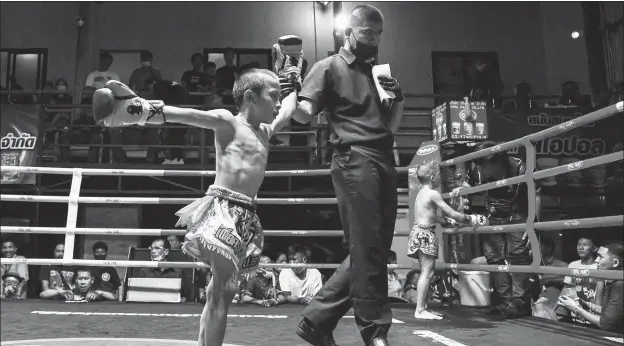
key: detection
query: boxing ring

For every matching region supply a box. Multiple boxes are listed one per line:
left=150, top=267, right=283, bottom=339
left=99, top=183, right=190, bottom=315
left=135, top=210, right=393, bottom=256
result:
left=1, top=101, right=623, bottom=345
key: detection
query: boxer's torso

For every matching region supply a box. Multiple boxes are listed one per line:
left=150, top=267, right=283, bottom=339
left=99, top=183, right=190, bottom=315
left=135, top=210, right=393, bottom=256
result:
left=213, top=117, right=270, bottom=198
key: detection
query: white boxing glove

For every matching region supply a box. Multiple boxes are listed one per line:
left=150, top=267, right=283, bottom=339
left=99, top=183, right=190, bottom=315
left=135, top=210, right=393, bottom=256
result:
left=468, top=214, right=490, bottom=227
left=92, top=80, right=166, bottom=128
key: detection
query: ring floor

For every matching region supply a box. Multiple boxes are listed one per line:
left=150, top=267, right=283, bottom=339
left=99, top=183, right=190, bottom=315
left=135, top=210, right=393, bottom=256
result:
left=1, top=300, right=622, bottom=346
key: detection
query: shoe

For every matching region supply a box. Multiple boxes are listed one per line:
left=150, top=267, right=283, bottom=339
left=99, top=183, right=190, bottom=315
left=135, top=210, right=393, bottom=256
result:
left=296, top=318, right=337, bottom=346
left=369, top=337, right=389, bottom=346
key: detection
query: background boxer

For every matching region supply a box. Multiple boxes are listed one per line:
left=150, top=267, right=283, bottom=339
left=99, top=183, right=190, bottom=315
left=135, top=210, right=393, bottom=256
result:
left=288, top=5, right=404, bottom=346
left=409, top=162, right=483, bottom=320
left=468, top=141, right=542, bottom=319
left=92, top=67, right=299, bottom=346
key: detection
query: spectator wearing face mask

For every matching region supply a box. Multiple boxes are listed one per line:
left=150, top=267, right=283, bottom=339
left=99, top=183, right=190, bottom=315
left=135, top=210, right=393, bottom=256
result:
left=1, top=272, right=25, bottom=300
left=136, top=238, right=188, bottom=301
left=91, top=241, right=121, bottom=297
left=1, top=239, right=28, bottom=299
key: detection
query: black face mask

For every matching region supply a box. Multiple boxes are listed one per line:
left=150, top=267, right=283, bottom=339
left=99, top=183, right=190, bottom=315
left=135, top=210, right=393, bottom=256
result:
left=349, top=33, right=378, bottom=63
left=94, top=255, right=106, bottom=261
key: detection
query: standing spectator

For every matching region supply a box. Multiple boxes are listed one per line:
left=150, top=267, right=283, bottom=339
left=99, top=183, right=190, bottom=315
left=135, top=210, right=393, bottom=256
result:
left=559, top=236, right=599, bottom=325
left=136, top=238, right=188, bottom=301
left=205, top=62, right=217, bottom=89
left=84, top=53, right=121, bottom=92
left=39, top=243, right=76, bottom=300
left=91, top=241, right=121, bottom=297
left=129, top=51, right=163, bottom=93
left=468, top=59, right=503, bottom=106
left=1, top=272, right=25, bottom=300
left=1, top=239, right=28, bottom=299
left=279, top=246, right=323, bottom=305
left=156, top=81, right=189, bottom=165
left=241, top=256, right=284, bottom=306
left=558, top=242, right=623, bottom=333
left=215, top=47, right=237, bottom=105
left=181, top=53, right=210, bottom=105
left=84, top=53, right=125, bottom=163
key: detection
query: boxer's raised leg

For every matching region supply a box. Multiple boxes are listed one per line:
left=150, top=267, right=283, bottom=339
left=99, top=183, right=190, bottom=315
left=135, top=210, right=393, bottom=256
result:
left=198, top=252, right=238, bottom=346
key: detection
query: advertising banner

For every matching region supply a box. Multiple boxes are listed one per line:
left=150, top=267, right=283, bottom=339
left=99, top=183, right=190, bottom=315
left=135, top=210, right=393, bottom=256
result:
left=1, top=104, right=40, bottom=185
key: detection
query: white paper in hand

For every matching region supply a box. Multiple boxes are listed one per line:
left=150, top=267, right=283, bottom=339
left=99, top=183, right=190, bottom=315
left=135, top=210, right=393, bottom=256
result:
left=372, top=64, right=395, bottom=103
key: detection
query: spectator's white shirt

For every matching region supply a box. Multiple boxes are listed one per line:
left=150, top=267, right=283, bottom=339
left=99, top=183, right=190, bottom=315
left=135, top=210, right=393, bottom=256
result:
left=279, top=268, right=322, bottom=298
left=563, top=259, right=599, bottom=324
left=85, top=70, right=121, bottom=89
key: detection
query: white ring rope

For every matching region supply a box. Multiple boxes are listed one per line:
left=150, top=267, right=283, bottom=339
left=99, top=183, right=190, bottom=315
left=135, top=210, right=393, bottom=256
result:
left=0, top=166, right=409, bottom=177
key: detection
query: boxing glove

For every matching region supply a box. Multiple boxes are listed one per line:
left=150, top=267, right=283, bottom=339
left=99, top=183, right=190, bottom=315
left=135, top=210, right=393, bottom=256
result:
left=273, top=35, right=303, bottom=98
left=92, top=80, right=166, bottom=128
left=468, top=214, right=490, bottom=227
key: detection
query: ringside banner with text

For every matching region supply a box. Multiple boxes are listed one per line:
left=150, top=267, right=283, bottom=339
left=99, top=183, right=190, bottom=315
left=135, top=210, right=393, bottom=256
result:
left=1, top=104, right=40, bottom=185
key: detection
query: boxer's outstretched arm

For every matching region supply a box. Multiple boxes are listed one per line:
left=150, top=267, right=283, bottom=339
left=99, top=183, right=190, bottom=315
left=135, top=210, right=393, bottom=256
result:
left=269, top=92, right=298, bottom=134
left=162, top=106, right=235, bottom=131
left=431, top=190, right=469, bottom=224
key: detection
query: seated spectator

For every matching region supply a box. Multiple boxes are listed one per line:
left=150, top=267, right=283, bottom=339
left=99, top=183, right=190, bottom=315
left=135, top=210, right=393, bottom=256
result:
left=91, top=241, right=121, bottom=297
left=1, top=272, right=25, bottom=299
left=156, top=80, right=190, bottom=165
left=403, top=270, right=420, bottom=304
left=467, top=59, right=503, bottom=107
left=503, top=82, right=537, bottom=111
left=166, top=235, right=183, bottom=250
left=546, top=81, right=591, bottom=108
left=387, top=250, right=406, bottom=300
left=279, top=246, right=322, bottom=305
left=7, top=76, right=30, bottom=104
left=558, top=242, right=624, bottom=333
left=558, top=236, right=599, bottom=325
left=241, top=256, right=284, bottom=307
left=136, top=238, right=188, bottom=301
left=39, top=243, right=76, bottom=300
left=69, top=267, right=117, bottom=302
left=1, top=239, right=28, bottom=299
left=533, top=236, right=568, bottom=308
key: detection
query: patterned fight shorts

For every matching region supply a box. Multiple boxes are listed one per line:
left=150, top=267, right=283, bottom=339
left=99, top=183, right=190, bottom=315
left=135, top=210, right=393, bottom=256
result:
left=407, top=223, right=438, bottom=259
left=175, top=185, right=263, bottom=275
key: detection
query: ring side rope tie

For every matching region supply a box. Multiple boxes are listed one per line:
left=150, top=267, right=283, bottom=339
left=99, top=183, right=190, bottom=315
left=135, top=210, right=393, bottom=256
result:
left=1, top=102, right=623, bottom=280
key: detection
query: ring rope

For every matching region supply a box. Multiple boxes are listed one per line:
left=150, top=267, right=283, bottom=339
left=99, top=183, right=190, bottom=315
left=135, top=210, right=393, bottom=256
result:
left=1, top=215, right=619, bottom=237
left=0, top=166, right=409, bottom=177
left=442, top=151, right=623, bottom=199
left=0, top=258, right=621, bottom=280
left=0, top=195, right=409, bottom=207
left=0, top=226, right=411, bottom=237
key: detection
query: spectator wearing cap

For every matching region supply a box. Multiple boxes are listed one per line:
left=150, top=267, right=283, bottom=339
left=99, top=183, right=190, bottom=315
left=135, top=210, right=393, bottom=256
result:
left=91, top=241, right=121, bottom=297
left=1, top=272, right=25, bottom=299
left=558, top=242, right=624, bottom=333
left=1, top=239, right=28, bottom=299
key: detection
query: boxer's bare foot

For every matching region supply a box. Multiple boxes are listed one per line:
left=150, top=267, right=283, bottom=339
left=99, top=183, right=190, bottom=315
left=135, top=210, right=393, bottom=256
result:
left=414, top=309, right=443, bottom=320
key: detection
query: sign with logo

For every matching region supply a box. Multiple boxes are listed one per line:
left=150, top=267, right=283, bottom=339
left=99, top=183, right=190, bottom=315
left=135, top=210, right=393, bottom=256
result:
left=431, top=100, right=489, bottom=142
left=1, top=104, right=40, bottom=185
